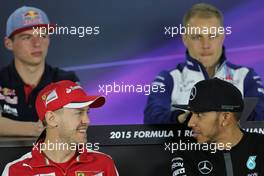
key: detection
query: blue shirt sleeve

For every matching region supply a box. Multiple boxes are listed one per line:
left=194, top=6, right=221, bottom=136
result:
left=144, top=70, right=184, bottom=124
left=243, top=68, right=264, bottom=121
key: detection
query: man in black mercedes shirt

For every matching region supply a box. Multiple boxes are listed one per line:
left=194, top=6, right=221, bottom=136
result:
left=0, top=6, right=79, bottom=136
left=171, top=78, right=264, bottom=176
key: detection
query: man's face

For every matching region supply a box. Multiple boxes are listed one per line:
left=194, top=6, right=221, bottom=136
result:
left=5, top=29, right=50, bottom=66
left=188, top=111, right=221, bottom=144
left=56, top=107, right=90, bottom=145
left=182, top=16, right=225, bottom=69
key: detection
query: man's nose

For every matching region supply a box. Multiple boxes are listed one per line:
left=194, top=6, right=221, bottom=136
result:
left=201, top=37, right=210, bottom=49
left=31, top=36, right=41, bottom=47
left=81, top=113, right=90, bottom=125
left=187, top=113, right=196, bottom=128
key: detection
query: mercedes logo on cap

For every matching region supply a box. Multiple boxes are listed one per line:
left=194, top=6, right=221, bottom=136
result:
left=198, top=160, right=213, bottom=174
left=189, top=86, right=197, bottom=101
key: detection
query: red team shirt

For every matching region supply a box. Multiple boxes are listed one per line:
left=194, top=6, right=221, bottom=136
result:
left=2, top=141, right=119, bottom=176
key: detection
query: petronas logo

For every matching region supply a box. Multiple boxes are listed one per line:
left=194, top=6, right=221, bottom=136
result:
left=246, top=155, right=257, bottom=170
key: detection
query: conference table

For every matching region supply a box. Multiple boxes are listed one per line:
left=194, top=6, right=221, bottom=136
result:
left=0, top=122, right=263, bottom=176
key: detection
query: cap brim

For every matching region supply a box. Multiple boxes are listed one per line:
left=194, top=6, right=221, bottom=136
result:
left=173, top=98, right=251, bottom=114
left=172, top=104, right=192, bottom=111
left=63, top=96, right=105, bottom=109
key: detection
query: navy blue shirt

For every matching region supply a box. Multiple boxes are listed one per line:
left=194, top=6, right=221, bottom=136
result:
left=0, top=62, right=79, bottom=122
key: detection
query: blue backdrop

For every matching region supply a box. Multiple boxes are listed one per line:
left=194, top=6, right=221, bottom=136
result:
left=0, top=0, right=263, bottom=125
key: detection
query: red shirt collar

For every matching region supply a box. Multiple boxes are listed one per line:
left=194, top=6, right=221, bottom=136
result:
left=29, top=141, right=95, bottom=168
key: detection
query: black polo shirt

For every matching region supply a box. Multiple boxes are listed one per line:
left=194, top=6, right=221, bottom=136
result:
left=171, top=132, right=264, bottom=176
left=0, top=62, right=79, bottom=122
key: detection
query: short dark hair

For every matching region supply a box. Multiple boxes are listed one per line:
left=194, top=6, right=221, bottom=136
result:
left=8, top=35, right=15, bottom=41
left=183, top=3, right=224, bottom=26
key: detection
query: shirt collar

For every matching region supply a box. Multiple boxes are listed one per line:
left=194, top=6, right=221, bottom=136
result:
left=8, top=61, right=52, bottom=90
left=29, top=141, right=95, bottom=168
left=8, top=61, right=24, bottom=87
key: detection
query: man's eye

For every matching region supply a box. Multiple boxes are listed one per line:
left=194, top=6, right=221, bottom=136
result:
left=75, top=111, right=82, bottom=116
left=40, top=34, right=48, bottom=38
left=21, top=36, right=31, bottom=40
left=190, top=35, right=201, bottom=40
left=209, top=34, right=218, bottom=39
left=197, top=113, right=203, bottom=118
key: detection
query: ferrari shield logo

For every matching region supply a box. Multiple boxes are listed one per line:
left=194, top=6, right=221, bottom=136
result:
left=76, top=172, right=85, bottom=176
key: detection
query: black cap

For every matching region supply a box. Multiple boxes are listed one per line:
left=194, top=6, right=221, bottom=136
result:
left=174, top=78, right=244, bottom=112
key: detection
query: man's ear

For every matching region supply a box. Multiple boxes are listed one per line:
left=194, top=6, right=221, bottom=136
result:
left=220, top=112, right=232, bottom=127
left=4, top=37, right=13, bottom=51
left=221, top=33, right=225, bottom=43
left=44, top=111, right=59, bottom=128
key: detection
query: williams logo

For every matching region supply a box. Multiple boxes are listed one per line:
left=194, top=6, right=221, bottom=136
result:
left=246, top=156, right=257, bottom=170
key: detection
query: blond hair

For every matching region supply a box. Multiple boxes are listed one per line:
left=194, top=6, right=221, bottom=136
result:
left=183, top=3, right=224, bottom=26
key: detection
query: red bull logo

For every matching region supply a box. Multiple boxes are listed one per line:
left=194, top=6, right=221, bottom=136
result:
left=1, top=88, right=16, bottom=96
left=23, top=10, right=43, bottom=25
left=24, top=10, right=39, bottom=20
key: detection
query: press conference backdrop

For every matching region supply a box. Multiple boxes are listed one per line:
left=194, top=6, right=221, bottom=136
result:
left=1, top=0, right=264, bottom=125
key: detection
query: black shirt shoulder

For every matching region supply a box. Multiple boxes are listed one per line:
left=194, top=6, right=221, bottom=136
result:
left=46, top=65, right=79, bottom=83
left=243, top=132, right=264, bottom=144
left=0, top=63, right=79, bottom=85
left=0, top=65, right=11, bottom=83
left=243, top=132, right=264, bottom=150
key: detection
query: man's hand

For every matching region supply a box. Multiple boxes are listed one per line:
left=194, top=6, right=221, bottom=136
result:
left=29, top=120, right=45, bottom=136
left=0, top=116, right=45, bottom=137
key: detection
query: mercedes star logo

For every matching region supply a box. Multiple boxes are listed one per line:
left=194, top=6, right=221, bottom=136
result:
left=189, top=86, right=197, bottom=101
left=198, top=160, right=213, bottom=174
